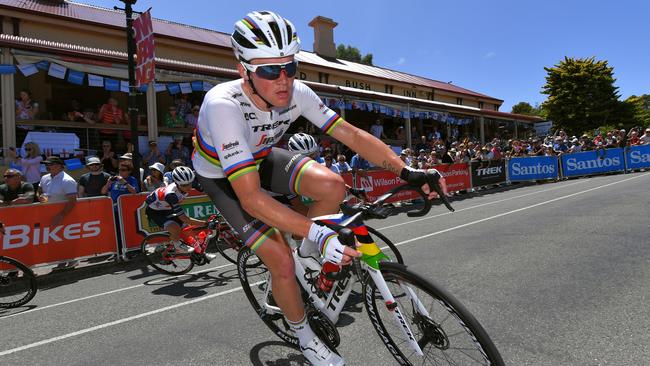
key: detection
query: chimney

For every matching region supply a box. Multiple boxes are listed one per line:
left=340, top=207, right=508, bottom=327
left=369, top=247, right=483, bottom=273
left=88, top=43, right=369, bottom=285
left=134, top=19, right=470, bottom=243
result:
left=308, top=16, right=338, bottom=59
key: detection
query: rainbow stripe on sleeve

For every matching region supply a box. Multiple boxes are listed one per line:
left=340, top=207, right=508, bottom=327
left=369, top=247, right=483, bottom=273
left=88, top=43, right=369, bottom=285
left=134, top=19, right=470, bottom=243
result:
left=321, top=114, right=343, bottom=135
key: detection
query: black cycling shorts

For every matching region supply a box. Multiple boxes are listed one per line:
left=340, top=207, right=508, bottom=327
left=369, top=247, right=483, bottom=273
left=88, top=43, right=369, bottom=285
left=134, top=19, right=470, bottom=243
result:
left=197, top=148, right=315, bottom=252
left=145, top=207, right=183, bottom=229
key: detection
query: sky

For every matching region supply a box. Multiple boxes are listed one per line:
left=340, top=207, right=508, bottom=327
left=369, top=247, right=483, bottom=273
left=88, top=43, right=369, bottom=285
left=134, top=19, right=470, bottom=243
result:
left=83, top=0, right=649, bottom=112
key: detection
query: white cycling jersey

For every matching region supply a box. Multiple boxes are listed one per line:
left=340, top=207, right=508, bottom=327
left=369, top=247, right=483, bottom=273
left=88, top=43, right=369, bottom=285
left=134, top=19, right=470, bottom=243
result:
left=192, top=80, right=342, bottom=181
left=145, top=183, right=188, bottom=215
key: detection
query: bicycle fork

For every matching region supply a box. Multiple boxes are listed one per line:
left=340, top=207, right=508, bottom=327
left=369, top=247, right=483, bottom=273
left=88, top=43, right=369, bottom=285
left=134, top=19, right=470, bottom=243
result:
left=367, top=266, right=425, bottom=356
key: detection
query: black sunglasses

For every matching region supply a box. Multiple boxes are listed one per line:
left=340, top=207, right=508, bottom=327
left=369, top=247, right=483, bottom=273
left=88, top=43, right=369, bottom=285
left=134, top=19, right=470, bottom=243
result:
left=243, top=61, right=298, bottom=80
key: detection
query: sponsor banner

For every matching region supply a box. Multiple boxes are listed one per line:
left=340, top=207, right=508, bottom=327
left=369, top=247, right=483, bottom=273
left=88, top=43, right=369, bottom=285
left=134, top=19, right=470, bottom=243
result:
left=133, top=9, right=155, bottom=87
left=117, top=193, right=219, bottom=252
left=345, top=170, right=419, bottom=203
left=0, top=197, right=118, bottom=267
left=470, top=160, right=506, bottom=187
left=433, top=163, right=471, bottom=192
left=560, top=148, right=625, bottom=177
left=625, top=144, right=650, bottom=170
left=508, top=156, right=559, bottom=182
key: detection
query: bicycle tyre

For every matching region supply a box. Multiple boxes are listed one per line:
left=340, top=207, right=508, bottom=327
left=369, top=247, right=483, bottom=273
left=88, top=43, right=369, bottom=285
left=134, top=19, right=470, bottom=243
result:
left=0, top=256, right=37, bottom=308
left=363, top=261, right=504, bottom=366
left=213, top=230, right=263, bottom=267
left=237, top=247, right=300, bottom=349
left=141, top=233, right=194, bottom=275
left=366, top=225, right=404, bottom=264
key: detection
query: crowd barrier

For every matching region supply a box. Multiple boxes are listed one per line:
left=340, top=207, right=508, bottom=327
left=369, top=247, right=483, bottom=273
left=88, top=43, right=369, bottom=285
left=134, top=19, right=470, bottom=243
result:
left=1, top=146, right=648, bottom=268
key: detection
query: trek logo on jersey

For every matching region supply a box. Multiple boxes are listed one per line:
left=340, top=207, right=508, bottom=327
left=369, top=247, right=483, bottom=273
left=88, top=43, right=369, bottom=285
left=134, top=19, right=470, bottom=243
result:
left=278, top=104, right=297, bottom=115
left=244, top=112, right=257, bottom=121
left=240, top=101, right=251, bottom=107
left=231, top=92, right=243, bottom=99
left=221, top=141, right=240, bottom=151
left=255, top=130, right=285, bottom=146
left=251, top=119, right=290, bottom=132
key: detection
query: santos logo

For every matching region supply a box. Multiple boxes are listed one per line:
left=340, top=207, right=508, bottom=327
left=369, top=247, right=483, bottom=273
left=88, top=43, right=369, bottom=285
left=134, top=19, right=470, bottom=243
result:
left=565, top=156, right=620, bottom=171
left=3, top=221, right=102, bottom=249
left=511, top=162, right=555, bottom=176
left=629, top=150, right=650, bottom=164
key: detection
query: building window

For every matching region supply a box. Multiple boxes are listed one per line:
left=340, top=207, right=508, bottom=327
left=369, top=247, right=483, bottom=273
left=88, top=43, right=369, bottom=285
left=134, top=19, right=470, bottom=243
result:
left=385, top=85, right=393, bottom=94
left=456, top=97, right=463, bottom=105
left=478, top=101, right=484, bottom=109
left=493, top=104, right=499, bottom=111
left=318, top=72, right=329, bottom=84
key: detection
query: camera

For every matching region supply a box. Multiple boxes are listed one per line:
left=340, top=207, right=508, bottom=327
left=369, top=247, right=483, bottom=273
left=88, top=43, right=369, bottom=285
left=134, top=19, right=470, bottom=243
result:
left=109, top=176, right=118, bottom=182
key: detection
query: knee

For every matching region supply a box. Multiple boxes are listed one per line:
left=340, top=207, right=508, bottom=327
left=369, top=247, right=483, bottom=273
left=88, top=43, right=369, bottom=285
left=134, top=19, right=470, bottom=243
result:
left=313, top=173, right=346, bottom=202
left=267, top=249, right=295, bottom=281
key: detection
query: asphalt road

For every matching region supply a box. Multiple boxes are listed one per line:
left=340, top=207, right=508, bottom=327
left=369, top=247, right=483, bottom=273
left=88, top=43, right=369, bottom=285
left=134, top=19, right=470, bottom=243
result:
left=1, top=171, right=649, bottom=366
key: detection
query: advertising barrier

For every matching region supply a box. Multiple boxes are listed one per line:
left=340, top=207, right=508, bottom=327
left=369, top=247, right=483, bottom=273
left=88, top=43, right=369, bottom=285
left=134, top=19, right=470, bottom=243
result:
left=436, top=163, right=471, bottom=192
left=0, top=197, right=118, bottom=267
left=508, top=156, right=559, bottom=182
left=470, top=160, right=507, bottom=187
left=560, top=148, right=625, bottom=177
left=117, top=193, right=219, bottom=253
left=625, top=144, right=650, bottom=170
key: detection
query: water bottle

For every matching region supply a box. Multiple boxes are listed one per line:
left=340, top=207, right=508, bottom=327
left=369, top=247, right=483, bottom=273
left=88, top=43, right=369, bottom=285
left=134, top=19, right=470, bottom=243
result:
left=317, top=262, right=340, bottom=293
left=195, top=231, right=207, bottom=253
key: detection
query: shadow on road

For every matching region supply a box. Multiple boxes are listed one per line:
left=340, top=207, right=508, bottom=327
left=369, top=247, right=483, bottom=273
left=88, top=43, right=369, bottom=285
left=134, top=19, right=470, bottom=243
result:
left=249, top=340, right=307, bottom=366
left=143, top=267, right=239, bottom=299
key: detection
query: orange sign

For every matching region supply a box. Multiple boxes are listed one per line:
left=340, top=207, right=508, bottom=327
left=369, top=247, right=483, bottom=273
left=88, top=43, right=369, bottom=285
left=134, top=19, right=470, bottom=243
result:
left=0, top=197, right=118, bottom=267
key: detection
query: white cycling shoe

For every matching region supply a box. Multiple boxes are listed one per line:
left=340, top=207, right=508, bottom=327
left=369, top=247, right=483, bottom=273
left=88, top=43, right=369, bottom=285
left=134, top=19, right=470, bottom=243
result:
left=300, top=336, right=345, bottom=366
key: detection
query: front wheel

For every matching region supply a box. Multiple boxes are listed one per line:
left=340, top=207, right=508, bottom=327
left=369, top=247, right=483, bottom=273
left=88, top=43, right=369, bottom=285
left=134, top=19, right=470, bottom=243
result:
left=0, top=256, right=37, bottom=308
left=141, top=233, right=194, bottom=275
left=366, top=225, right=404, bottom=264
left=363, top=262, right=504, bottom=365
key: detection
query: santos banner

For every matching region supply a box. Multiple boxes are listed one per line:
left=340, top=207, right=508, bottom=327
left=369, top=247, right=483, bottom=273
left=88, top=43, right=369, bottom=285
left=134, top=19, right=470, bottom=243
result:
left=508, top=156, right=559, bottom=182
left=625, top=144, right=650, bottom=170
left=561, top=148, right=625, bottom=177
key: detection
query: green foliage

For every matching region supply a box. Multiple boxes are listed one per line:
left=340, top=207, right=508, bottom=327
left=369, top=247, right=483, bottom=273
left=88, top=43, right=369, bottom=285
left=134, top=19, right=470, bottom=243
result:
left=624, top=94, right=650, bottom=128
left=541, top=57, right=621, bottom=136
left=511, top=102, right=547, bottom=118
left=336, top=44, right=374, bottom=65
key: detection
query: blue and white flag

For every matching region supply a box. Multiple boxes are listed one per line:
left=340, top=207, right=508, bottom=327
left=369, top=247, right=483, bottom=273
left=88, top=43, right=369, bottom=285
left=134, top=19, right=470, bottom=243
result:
left=48, top=63, right=67, bottom=79
left=88, top=74, right=104, bottom=87
left=104, top=78, right=120, bottom=91
left=67, top=69, right=85, bottom=85
left=179, top=82, right=192, bottom=94
left=17, top=64, right=38, bottom=77
left=202, top=82, right=214, bottom=92
left=191, top=81, right=203, bottom=91
left=120, top=80, right=130, bottom=93
left=167, top=83, right=180, bottom=95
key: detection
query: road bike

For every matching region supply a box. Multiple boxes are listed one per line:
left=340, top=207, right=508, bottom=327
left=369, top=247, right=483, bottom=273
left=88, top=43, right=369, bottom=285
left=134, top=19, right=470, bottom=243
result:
left=238, top=178, right=504, bottom=365
left=141, top=213, right=261, bottom=275
left=0, top=255, right=37, bottom=309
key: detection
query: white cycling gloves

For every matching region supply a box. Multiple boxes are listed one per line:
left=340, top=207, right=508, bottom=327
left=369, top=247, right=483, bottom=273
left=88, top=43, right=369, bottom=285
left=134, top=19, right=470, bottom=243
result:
left=307, top=223, right=347, bottom=264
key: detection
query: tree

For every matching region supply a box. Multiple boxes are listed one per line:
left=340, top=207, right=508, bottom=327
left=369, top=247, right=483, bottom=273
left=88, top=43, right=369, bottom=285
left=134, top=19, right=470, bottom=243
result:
left=624, top=94, right=650, bottom=127
left=511, top=102, right=547, bottom=118
left=336, top=44, right=373, bottom=65
left=541, top=57, right=621, bottom=136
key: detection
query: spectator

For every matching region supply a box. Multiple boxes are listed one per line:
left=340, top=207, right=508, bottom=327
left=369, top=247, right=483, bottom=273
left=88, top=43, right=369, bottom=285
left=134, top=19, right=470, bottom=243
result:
left=617, top=129, right=627, bottom=148
left=101, top=164, right=139, bottom=204
left=7, top=142, right=42, bottom=191
left=415, top=136, right=429, bottom=153
left=98, top=97, right=128, bottom=140
left=37, top=156, right=78, bottom=226
left=118, top=152, right=145, bottom=184
left=369, top=119, right=387, bottom=139
left=62, top=99, right=94, bottom=123
left=580, top=135, right=595, bottom=151
left=175, top=94, right=193, bottom=120
left=164, top=159, right=185, bottom=185
left=628, top=130, right=641, bottom=146
left=440, top=146, right=454, bottom=164
left=77, top=157, right=111, bottom=198
left=530, top=139, right=545, bottom=156
left=568, top=138, right=582, bottom=153
left=163, top=105, right=185, bottom=128
left=15, top=89, right=39, bottom=121
left=100, top=140, right=119, bottom=175
left=416, top=149, right=428, bottom=168
left=321, top=155, right=340, bottom=174
left=395, top=125, right=405, bottom=145
left=553, top=137, right=568, bottom=154
left=143, top=162, right=166, bottom=192
left=165, top=136, right=191, bottom=165
left=350, top=152, right=371, bottom=173
left=399, top=150, right=411, bottom=166
left=185, top=105, right=200, bottom=129
left=0, top=169, right=34, bottom=205
left=335, top=155, right=352, bottom=173
left=640, top=128, right=650, bottom=145
left=142, top=140, right=166, bottom=170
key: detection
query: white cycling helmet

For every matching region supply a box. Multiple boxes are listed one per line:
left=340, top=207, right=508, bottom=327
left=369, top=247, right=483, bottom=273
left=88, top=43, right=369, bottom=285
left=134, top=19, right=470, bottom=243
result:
left=231, top=11, right=301, bottom=62
left=171, top=166, right=195, bottom=185
left=288, top=133, right=318, bottom=155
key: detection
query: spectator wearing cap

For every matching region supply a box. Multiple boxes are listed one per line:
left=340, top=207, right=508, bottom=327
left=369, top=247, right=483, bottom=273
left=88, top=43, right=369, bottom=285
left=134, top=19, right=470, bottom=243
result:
left=568, top=138, right=582, bottom=153
left=640, top=128, right=650, bottom=145
left=163, top=159, right=185, bottom=185
left=399, top=149, right=411, bottom=166
left=142, top=140, right=166, bottom=170
left=0, top=169, right=35, bottom=205
left=185, top=105, right=200, bottom=129
left=119, top=152, right=145, bottom=182
left=38, top=156, right=78, bottom=226
left=101, top=164, right=139, bottom=205
left=553, top=137, right=568, bottom=154
left=144, top=162, right=166, bottom=192
left=165, top=135, right=190, bottom=166
left=6, top=141, right=42, bottom=191
left=78, top=157, right=111, bottom=198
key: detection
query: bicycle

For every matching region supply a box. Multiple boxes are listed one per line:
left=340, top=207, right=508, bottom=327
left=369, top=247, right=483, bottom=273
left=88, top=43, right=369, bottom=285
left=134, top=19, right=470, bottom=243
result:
left=238, top=178, right=504, bottom=365
left=141, top=213, right=261, bottom=275
left=0, top=224, right=37, bottom=308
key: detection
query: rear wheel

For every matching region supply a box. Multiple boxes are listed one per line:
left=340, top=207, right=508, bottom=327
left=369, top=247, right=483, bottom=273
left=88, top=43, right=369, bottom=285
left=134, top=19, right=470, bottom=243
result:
left=363, top=262, right=504, bottom=365
left=141, top=233, right=194, bottom=275
left=0, top=256, right=37, bottom=308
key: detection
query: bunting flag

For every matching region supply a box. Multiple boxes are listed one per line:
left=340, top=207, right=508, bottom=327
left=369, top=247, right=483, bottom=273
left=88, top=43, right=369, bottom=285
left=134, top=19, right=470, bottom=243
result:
left=167, top=83, right=180, bottom=95
left=48, top=63, right=67, bottom=79
left=0, top=64, right=16, bottom=74
left=138, top=84, right=148, bottom=92
left=35, top=60, right=50, bottom=70
left=17, top=64, right=38, bottom=77
left=104, top=78, right=120, bottom=91
left=179, top=82, right=192, bottom=94
left=191, top=81, right=203, bottom=91
left=67, top=69, right=84, bottom=85
left=88, top=74, right=104, bottom=87
left=120, top=80, right=130, bottom=93
left=154, top=83, right=167, bottom=92
left=202, top=82, right=214, bottom=92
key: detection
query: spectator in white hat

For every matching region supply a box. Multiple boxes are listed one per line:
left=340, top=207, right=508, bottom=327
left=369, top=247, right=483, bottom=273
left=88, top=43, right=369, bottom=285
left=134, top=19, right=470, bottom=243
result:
left=78, top=156, right=112, bottom=197
left=143, top=162, right=166, bottom=192
left=640, top=128, right=650, bottom=145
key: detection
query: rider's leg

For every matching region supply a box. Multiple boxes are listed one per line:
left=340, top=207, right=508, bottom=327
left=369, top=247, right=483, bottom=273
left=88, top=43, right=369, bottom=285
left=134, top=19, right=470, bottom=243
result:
left=165, top=221, right=193, bottom=253
left=298, top=163, right=346, bottom=218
